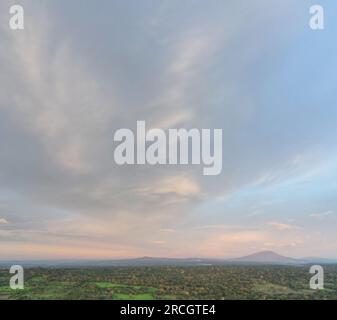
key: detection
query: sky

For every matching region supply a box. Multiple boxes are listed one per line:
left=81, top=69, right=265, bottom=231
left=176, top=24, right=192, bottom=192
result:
left=0, top=0, right=337, bottom=260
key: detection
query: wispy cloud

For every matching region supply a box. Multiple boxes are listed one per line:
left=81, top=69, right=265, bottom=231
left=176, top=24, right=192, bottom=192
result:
left=268, top=222, right=299, bottom=231
left=0, top=218, right=9, bottom=225
left=310, top=211, right=334, bottom=219
left=159, top=229, right=176, bottom=233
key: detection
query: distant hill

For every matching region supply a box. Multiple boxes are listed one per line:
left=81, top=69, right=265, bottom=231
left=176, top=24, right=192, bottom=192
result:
left=301, top=257, right=337, bottom=264
left=0, top=257, right=224, bottom=268
left=1, top=251, right=336, bottom=267
left=229, top=250, right=303, bottom=265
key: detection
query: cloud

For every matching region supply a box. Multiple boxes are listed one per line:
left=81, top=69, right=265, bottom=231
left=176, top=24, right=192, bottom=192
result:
left=268, top=222, right=299, bottom=231
left=194, top=224, right=244, bottom=231
left=152, top=240, right=167, bottom=245
left=150, top=176, right=201, bottom=197
left=0, top=218, right=9, bottom=225
left=310, top=211, right=334, bottom=220
left=159, top=229, right=176, bottom=233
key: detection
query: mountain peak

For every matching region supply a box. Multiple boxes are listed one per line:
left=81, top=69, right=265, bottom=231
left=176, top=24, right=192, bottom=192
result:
left=232, top=250, right=301, bottom=264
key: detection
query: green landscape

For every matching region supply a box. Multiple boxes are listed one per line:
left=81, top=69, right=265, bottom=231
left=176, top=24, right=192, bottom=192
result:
left=1, top=265, right=337, bottom=300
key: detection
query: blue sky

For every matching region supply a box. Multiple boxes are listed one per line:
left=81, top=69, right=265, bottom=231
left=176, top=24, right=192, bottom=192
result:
left=0, top=0, right=337, bottom=259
